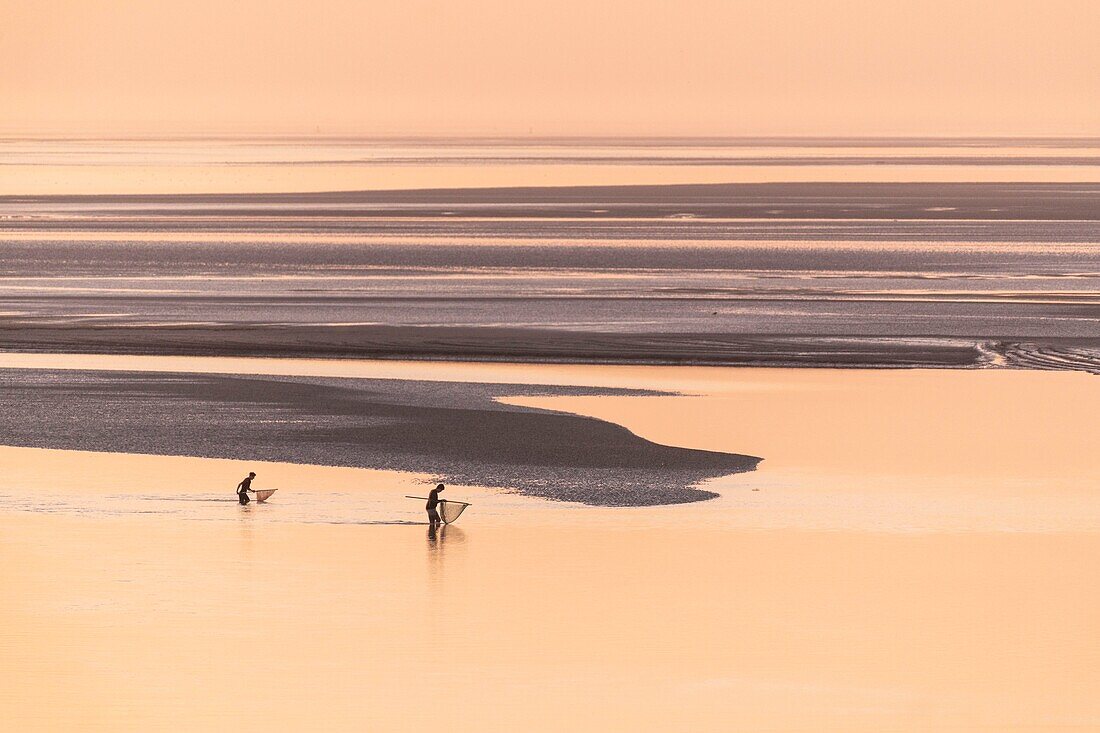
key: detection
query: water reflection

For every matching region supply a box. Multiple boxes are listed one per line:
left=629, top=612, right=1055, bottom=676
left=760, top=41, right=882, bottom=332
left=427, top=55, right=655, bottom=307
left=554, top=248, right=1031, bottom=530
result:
left=427, top=523, right=467, bottom=548
left=237, top=505, right=256, bottom=562
left=427, top=523, right=467, bottom=585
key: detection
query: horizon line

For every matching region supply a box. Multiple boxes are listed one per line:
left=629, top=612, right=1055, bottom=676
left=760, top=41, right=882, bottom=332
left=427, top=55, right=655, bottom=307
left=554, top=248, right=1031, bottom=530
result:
left=4, top=133, right=1100, bottom=144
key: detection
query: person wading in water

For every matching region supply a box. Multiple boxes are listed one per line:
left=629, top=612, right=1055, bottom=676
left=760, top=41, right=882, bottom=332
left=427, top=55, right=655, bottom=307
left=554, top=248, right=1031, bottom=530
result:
left=426, top=483, right=445, bottom=527
left=237, top=472, right=257, bottom=505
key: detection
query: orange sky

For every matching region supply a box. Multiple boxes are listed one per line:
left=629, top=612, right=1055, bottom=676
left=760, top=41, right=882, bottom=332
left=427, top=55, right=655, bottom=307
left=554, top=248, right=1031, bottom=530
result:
left=3, top=0, right=1099, bottom=137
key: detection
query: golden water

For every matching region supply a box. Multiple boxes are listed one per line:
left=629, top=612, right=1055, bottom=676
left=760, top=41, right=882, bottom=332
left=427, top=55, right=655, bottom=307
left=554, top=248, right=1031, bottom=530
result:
left=1, top=358, right=1098, bottom=731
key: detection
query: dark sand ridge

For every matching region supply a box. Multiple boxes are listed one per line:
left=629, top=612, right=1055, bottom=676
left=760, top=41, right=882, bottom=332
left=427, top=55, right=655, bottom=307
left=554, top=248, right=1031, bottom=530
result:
left=7, top=218, right=1100, bottom=242
left=7, top=182, right=1100, bottom=245
left=0, top=369, right=759, bottom=506
left=6, top=325, right=1099, bottom=372
left=6, top=236, right=1100, bottom=276
left=0, top=324, right=994, bottom=368
left=7, top=181, right=1100, bottom=222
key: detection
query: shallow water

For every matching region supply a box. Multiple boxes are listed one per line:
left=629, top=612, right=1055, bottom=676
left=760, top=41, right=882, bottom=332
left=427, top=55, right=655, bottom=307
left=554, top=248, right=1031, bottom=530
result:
left=2, top=360, right=1099, bottom=731
left=6, top=511, right=1094, bottom=732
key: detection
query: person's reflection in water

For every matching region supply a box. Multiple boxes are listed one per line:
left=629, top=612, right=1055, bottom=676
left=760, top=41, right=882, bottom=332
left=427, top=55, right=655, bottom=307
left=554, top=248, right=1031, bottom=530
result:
left=427, top=521, right=465, bottom=545
left=426, top=520, right=442, bottom=583
left=426, top=521, right=466, bottom=583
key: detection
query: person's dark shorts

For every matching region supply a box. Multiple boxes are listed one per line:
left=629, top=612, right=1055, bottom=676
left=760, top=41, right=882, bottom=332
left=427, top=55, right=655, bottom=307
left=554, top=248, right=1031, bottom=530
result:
left=239, top=493, right=250, bottom=505
left=427, top=508, right=441, bottom=523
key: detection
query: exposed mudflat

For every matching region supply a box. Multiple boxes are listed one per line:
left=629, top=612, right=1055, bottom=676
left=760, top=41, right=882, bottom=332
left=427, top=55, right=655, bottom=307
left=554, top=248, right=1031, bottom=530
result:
left=0, top=368, right=759, bottom=505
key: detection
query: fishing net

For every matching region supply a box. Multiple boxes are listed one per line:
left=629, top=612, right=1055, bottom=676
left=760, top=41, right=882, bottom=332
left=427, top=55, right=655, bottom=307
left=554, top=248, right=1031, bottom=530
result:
left=254, top=489, right=277, bottom=503
left=439, top=500, right=469, bottom=524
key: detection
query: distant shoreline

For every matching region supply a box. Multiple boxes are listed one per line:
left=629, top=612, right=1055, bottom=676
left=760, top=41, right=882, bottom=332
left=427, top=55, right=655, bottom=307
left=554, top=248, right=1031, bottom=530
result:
left=7, top=181, right=1100, bottom=221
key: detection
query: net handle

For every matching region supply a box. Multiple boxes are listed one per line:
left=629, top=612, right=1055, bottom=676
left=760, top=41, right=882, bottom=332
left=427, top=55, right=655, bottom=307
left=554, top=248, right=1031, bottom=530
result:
left=406, top=495, right=472, bottom=506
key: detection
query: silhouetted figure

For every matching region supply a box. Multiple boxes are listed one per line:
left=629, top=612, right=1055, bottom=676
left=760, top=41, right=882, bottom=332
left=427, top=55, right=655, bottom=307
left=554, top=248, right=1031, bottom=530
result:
left=426, top=483, right=445, bottom=527
left=237, top=472, right=257, bottom=505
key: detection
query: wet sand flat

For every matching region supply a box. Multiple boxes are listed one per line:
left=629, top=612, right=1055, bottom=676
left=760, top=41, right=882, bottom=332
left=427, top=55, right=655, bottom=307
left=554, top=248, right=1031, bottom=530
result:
left=4, top=177, right=1100, bottom=374
left=0, top=368, right=757, bottom=506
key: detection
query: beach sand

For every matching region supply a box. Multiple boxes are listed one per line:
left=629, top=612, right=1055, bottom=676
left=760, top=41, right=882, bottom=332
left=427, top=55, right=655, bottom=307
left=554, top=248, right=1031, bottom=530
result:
left=1, top=359, right=1098, bottom=731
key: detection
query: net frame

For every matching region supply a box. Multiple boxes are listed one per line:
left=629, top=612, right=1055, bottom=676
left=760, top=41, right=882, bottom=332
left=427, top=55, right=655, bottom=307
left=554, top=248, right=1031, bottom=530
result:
left=254, top=489, right=277, bottom=503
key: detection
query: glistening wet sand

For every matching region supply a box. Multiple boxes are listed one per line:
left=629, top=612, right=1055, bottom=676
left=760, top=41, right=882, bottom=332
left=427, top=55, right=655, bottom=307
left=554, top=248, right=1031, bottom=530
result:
left=5, top=177, right=1100, bottom=374
left=0, top=369, right=757, bottom=506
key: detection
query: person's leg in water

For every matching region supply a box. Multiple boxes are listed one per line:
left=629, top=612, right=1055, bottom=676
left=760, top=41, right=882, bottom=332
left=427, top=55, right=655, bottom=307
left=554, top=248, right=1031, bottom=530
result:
left=427, top=507, right=441, bottom=527
left=239, top=492, right=250, bottom=505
